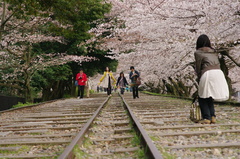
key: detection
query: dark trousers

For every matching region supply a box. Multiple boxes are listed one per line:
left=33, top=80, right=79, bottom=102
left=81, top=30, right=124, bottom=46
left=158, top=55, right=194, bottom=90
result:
left=132, top=86, right=139, bottom=98
left=120, top=88, right=125, bottom=94
left=104, top=87, right=112, bottom=95
left=78, top=85, right=85, bottom=98
left=198, top=97, right=215, bottom=120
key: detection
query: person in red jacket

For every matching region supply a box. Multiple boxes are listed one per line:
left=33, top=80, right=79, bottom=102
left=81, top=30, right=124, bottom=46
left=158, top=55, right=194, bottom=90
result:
left=76, top=68, right=87, bottom=99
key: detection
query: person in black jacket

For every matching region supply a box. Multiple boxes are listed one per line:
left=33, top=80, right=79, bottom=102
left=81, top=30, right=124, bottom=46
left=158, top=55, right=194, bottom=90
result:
left=116, top=72, right=128, bottom=95
left=129, top=66, right=140, bottom=99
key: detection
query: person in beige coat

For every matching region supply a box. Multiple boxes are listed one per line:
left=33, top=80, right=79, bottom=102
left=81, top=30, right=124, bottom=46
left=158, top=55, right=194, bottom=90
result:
left=99, top=67, right=116, bottom=96
left=85, top=78, right=92, bottom=98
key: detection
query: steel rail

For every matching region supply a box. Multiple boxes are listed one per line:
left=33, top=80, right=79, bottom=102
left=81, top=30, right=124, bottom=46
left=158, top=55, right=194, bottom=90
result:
left=58, top=97, right=110, bottom=159
left=120, top=94, right=164, bottom=159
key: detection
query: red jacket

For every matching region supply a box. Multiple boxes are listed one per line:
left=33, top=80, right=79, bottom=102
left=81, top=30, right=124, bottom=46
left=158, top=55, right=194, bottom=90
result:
left=76, top=73, right=87, bottom=86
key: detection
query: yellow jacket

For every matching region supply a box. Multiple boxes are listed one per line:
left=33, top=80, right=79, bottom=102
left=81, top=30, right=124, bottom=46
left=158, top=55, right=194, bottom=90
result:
left=100, top=71, right=116, bottom=85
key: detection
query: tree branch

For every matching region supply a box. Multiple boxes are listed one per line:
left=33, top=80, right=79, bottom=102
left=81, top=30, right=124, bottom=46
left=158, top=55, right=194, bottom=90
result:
left=0, top=83, right=23, bottom=90
left=218, top=49, right=240, bottom=67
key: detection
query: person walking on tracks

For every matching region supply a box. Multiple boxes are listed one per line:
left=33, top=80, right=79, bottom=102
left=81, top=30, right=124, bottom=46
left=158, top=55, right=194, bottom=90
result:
left=76, top=68, right=87, bottom=99
left=129, top=66, right=140, bottom=99
left=99, top=67, right=116, bottom=97
left=194, top=34, right=229, bottom=124
left=85, top=77, right=92, bottom=98
left=116, top=72, right=129, bottom=95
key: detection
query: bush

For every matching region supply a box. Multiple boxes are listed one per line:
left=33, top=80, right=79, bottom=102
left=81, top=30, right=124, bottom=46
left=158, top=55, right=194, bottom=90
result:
left=89, top=89, right=94, bottom=94
left=12, top=102, right=35, bottom=108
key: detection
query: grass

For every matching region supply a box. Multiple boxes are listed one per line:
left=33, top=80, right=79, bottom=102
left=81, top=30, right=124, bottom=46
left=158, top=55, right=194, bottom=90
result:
left=150, top=135, right=178, bottom=159
left=142, top=91, right=191, bottom=105
left=131, top=133, right=141, bottom=146
left=130, top=134, right=147, bottom=159
left=0, top=143, right=65, bottom=158
left=142, top=91, right=172, bottom=97
left=28, top=132, right=43, bottom=135
left=121, top=100, right=147, bottom=158
left=73, top=145, right=91, bottom=159
left=189, top=147, right=205, bottom=152
left=149, top=135, right=159, bottom=142
left=0, top=145, right=30, bottom=155
left=231, top=118, right=240, bottom=122
left=82, top=135, right=93, bottom=148
left=229, top=112, right=240, bottom=116
left=142, top=91, right=190, bottom=99
left=12, top=102, right=35, bottom=108
left=136, top=148, right=146, bottom=159
left=89, top=89, right=95, bottom=94
left=157, top=146, right=176, bottom=159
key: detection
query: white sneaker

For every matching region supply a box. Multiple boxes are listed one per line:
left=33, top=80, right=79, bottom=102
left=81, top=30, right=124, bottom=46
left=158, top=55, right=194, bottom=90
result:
left=77, top=96, right=80, bottom=99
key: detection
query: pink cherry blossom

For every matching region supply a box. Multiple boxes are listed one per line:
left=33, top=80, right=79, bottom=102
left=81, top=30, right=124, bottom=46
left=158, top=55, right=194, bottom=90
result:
left=90, top=0, right=240, bottom=92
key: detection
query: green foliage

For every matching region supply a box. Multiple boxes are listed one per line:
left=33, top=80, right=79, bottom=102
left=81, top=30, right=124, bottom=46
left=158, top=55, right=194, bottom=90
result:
left=1, top=0, right=117, bottom=101
left=32, top=65, right=71, bottom=90
left=33, top=65, right=72, bottom=100
left=12, top=102, right=35, bottom=108
left=73, top=145, right=89, bottom=159
left=157, top=146, right=176, bottom=159
left=0, top=145, right=31, bottom=155
left=46, top=0, right=111, bottom=42
left=4, top=0, right=54, bottom=19
left=51, top=0, right=111, bottom=24
left=63, top=94, right=72, bottom=98
left=78, top=53, right=118, bottom=77
left=89, top=89, right=94, bottom=94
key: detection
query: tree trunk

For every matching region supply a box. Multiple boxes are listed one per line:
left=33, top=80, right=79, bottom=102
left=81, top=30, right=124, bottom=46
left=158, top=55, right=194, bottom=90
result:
left=219, top=55, right=232, bottom=99
left=42, top=80, right=72, bottom=101
left=24, top=71, right=33, bottom=103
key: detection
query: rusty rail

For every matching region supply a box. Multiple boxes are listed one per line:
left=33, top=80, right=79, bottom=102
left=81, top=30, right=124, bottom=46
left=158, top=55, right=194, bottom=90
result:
left=120, top=94, right=163, bottom=159
left=58, top=97, right=110, bottom=159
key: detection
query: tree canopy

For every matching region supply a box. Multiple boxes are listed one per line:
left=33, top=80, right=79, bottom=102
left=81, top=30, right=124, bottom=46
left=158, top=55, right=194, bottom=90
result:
left=90, top=0, right=240, bottom=96
left=0, top=0, right=118, bottom=101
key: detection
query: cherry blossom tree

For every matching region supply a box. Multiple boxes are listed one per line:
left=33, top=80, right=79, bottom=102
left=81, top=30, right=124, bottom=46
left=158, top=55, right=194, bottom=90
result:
left=0, top=16, right=95, bottom=102
left=0, top=1, right=98, bottom=102
left=91, top=0, right=240, bottom=96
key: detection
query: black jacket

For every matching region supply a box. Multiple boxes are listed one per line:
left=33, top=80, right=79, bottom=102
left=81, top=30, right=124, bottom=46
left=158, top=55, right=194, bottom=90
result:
left=129, top=70, right=140, bottom=83
left=116, top=77, right=128, bottom=87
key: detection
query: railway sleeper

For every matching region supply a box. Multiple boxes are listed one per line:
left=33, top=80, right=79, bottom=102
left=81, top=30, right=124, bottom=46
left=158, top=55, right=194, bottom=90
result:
left=0, top=139, right=71, bottom=145
left=147, top=123, right=240, bottom=130
left=165, top=142, right=240, bottom=149
left=0, top=154, right=55, bottom=158
left=153, top=129, right=240, bottom=136
left=0, top=125, right=83, bottom=131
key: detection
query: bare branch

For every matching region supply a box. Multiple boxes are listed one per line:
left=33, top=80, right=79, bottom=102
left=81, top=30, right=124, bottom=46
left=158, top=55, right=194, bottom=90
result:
left=218, top=49, right=240, bottom=67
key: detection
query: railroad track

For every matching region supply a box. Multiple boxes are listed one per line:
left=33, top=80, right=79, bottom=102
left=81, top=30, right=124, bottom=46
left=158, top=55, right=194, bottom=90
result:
left=0, top=94, right=107, bottom=158
left=59, top=94, right=162, bottom=159
left=1, top=92, right=239, bottom=159
left=0, top=93, right=162, bottom=158
left=123, top=93, right=240, bottom=159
